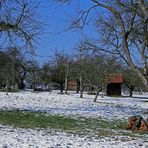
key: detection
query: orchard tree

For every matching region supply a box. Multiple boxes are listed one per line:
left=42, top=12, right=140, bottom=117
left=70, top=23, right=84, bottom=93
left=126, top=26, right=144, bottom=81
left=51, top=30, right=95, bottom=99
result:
left=0, top=0, right=42, bottom=51
left=0, top=0, right=43, bottom=91
left=51, top=52, right=69, bottom=93
left=0, top=48, right=31, bottom=92
left=74, top=44, right=86, bottom=98
left=123, top=69, right=144, bottom=97
left=0, top=51, right=12, bottom=94
left=74, top=39, right=124, bottom=101
left=7, top=47, right=27, bottom=90
left=26, top=61, right=41, bottom=90
left=40, top=63, right=52, bottom=92
left=56, top=0, right=148, bottom=90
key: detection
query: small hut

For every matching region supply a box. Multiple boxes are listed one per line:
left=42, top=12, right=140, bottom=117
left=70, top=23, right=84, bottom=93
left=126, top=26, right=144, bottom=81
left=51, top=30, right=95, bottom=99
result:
left=106, top=74, right=123, bottom=96
left=67, top=79, right=78, bottom=91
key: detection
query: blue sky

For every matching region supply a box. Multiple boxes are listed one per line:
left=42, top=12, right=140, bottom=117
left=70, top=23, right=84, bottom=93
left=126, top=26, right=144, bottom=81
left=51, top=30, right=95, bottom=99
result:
left=23, top=0, right=143, bottom=68
left=33, top=0, right=96, bottom=64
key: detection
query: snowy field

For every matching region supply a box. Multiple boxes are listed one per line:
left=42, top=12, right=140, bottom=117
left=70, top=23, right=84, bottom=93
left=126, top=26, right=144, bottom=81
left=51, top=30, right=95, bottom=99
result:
left=0, top=91, right=147, bottom=148
left=0, top=125, right=147, bottom=148
left=0, top=91, right=147, bottom=119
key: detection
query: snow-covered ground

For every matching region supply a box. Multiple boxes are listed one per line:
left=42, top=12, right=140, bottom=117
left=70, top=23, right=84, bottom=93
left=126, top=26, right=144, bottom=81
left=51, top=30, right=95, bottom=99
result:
left=0, top=125, right=147, bottom=148
left=0, top=91, right=147, bottom=148
left=0, top=91, right=147, bottom=119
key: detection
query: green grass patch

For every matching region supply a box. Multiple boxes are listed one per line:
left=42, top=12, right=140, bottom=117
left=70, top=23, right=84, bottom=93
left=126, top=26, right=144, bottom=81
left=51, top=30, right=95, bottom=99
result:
left=0, top=110, right=147, bottom=138
left=0, top=110, right=126, bottom=131
left=0, top=110, right=78, bottom=130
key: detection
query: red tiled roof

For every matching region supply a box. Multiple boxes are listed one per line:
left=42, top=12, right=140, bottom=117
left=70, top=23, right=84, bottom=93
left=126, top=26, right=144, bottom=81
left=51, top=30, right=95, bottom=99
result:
left=106, top=74, right=123, bottom=84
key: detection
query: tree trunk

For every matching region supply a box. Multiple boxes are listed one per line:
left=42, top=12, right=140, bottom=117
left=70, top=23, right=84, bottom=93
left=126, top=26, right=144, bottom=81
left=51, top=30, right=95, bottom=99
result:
left=129, top=89, right=133, bottom=97
left=101, top=90, right=104, bottom=98
left=64, top=78, right=68, bottom=94
left=76, top=86, right=79, bottom=93
left=89, top=86, right=93, bottom=94
left=60, top=83, right=63, bottom=93
left=93, top=91, right=99, bottom=102
left=129, top=86, right=135, bottom=97
left=80, top=76, right=83, bottom=98
left=64, top=64, right=69, bottom=94
left=48, top=83, right=52, bottom=93
left=136, top=70, right=148, bottom=91
left=76, top=80, right=80, bottom=93
left=80, top=89, right=83, bottom=98
left=5, top=80, right=8, bottom=95
left=18, top=80, right=25, bottom=90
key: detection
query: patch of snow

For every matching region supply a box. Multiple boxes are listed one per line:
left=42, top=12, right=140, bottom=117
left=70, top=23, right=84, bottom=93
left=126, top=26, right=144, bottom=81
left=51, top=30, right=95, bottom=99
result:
left=0, top=125, right=147, bottom=148
left=0, top=91, right=147, bottom=120
left=0, top=91, right=147, bottom=147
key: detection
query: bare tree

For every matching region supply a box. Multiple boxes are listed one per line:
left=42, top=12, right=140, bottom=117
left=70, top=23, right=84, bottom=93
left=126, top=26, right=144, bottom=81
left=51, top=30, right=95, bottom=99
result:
left=123, top=69, right=144, bottom=97
left=26, top=61, right=41, bottom=90
left=74, top=42, right=87, bottom=98
left=56, top=0, right=148, bottom=90
left=64, top=62, right=69, bottom=94
left=0, top=48, right=22, bottom=94
left=0, top=0, right=42, bottom=51
left=50, top=52, right=69, bottom=93
left=0, top=51, right=12, bottom=94
left=40, top=63, right=52, bottom=92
